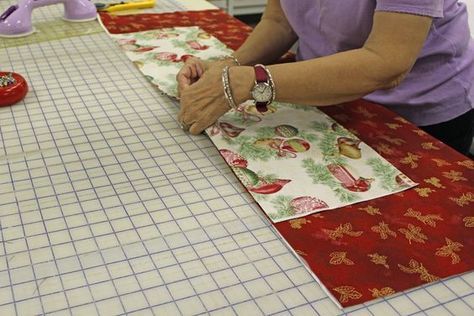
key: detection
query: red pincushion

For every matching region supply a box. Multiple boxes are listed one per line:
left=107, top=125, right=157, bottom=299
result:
left=0, top=72, right=28, bottom=107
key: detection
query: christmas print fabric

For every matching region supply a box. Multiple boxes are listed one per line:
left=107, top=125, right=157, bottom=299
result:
left=109, top=27, right=234, bottom=97
left=210, top=102, right=417, bottom=222
left=106, top=24, right=417, bottom=222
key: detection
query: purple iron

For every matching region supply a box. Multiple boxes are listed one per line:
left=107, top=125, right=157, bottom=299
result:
left=0, top=0, right=97, bottom=38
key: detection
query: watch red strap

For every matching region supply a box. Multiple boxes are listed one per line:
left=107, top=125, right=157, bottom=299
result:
left=254, top=64, right=270, bottom=112
left=255, top=101, right=268, bottom=113
left=254, top=64, right=268, bottom=83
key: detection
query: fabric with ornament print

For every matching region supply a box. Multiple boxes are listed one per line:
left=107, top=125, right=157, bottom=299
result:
left=103, top=24, right=417, bottom=222
left=100, top=9, right=474, bottom=308
left=109, top=27, right=234, bottom=97
left=210, top=102, right=417, bottom=222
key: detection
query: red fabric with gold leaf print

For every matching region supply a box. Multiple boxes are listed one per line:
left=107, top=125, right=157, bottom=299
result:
left=100, top=11, right=474, bottom=307
left=288, top=102, right=474, bottom=306
left=99, top=10, right=253, bottom=50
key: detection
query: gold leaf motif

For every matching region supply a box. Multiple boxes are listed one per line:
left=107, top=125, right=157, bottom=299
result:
left=415, top=187, right=435, bottom=197
left=435, top=237, right=463, bottom=264
left=449, top=192, right=474, bottom=207
left=424, top=177, right=446, bottom=189
left=358, top=205, right=381, bottom=216
left=398, top=259, right=439, bottom=283
left=386, top=123, right=402, bottom=130
left=354, top=106, right=377, bottom=118
left=333, top=286, right=363, bottom=303
left=404, top=208, right=444, bottom=227
left=290, top=218, right=311, bottom=229
left=368, top=253, right=389, bottom=269
left=394, top=117, right=409, bottom=124
left=442, top=170, right=467, bottom=182
left=362, top=120, right=378, bottom=128
left=463, top=217, right=474, bottom=228
left=400, top=153, right=421, bottom=169
left=369, top=287, right=396, bottom=298
left=456, top=160, right=474, bottom=170
left=432, top=158, right=451, bottom=167
left=329, top=252, right=354, bottom=265
left=322, top=223, right=364, bottom=241
left=398, top=224, right=428, bottom=244
left=377, top=134, right=405, bottom=146
left=374, top=143, right=395, bottom=156
left=412, top=129, right=428, bottom=136
left=371, top=221, right=397, bottom=240
left=421, top=142, right=441, bottom=150
left=312, top=214, right=324, bottom=219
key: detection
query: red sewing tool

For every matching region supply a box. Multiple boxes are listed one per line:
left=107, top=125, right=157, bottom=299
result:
left=0, top=72, right=28, bottom=107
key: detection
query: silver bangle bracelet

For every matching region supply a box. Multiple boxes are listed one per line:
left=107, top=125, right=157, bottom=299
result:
left=229, top=55, right=241, bottom=66
left=222, top=66, right=238, bottom=110
left=262, top=65, right=276, bottom=103
left=216, top=55, right=240, bottom=66
left=267, top=68, right=276, bottom=103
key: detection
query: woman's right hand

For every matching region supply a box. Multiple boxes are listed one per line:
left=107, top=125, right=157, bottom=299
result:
left=176, top=57, right=240, bottom=97
left=176, top=57, right=208, bottom=96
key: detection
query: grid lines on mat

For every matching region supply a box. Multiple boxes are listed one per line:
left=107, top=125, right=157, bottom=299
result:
left=0, top=0, right=473, bottom=315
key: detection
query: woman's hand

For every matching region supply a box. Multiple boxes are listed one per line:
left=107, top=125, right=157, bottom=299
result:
left=177, top=57, right=253, bottom=135
left=176, top=57, right=207, bottom=96
left=176, top=57, right=241, bottom=97
left=177, top=64, right=231, bottom=135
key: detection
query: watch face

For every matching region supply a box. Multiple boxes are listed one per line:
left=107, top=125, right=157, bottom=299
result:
left=251, top=82, right=272, bottom=103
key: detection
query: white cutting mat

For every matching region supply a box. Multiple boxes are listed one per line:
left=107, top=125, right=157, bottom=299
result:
left=0, top=0, right=473, bottom=315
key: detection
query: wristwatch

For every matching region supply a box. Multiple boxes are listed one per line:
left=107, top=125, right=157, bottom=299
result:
left=251, top=64, right=275, bottom=113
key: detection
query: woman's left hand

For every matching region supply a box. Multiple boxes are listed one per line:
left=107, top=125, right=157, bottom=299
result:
left=178, top=65, right=231, bottom=135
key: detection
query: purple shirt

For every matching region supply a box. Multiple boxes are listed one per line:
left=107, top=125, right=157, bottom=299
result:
left=280, top=0, right=474, bottom=126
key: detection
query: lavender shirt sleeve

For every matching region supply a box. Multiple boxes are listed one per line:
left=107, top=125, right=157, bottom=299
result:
left=376, top=0, right=444, bottom=18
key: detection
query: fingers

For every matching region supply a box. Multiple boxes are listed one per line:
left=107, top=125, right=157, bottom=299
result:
left=178, top=93, right=206, bottom=135
left=195, top=61, right=204, bottom=77
left=176, top=61, right=207, bottom=94
left=177, top=67, right=192, bottom=92
left=188, top=63, right=197, bottom=79
left=188, top=120, right=209, bottom=135
left=189, top=61, right=206, bottom=80
left=177, top=64, right=229, bottom=135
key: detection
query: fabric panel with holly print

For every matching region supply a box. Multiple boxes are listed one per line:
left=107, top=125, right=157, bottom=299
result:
left=211, top=101, right=417, bottom=222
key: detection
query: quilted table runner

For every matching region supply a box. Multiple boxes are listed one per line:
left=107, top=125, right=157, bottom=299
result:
left=103, top=24, right=417, bottom=222
left=99, top=10, right=474, bottom=308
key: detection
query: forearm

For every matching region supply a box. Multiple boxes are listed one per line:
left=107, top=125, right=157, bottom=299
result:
left=230, top=12, right=432, bottom=107
left=271, top=48, right=405, bottom=105
left=230, top=48, right=404, bottom=106
left=233, top=0, right=297, bottom=65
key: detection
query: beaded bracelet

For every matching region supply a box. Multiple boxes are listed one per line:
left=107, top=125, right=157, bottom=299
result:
left=221, top=66, right=238, bottom=111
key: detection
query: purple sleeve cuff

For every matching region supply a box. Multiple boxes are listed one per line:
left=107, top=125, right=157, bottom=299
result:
left=375, top=0, right=444, bottom=18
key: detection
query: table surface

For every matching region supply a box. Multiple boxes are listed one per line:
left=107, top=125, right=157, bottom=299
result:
left=0, top=0, right=473, bottom=315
